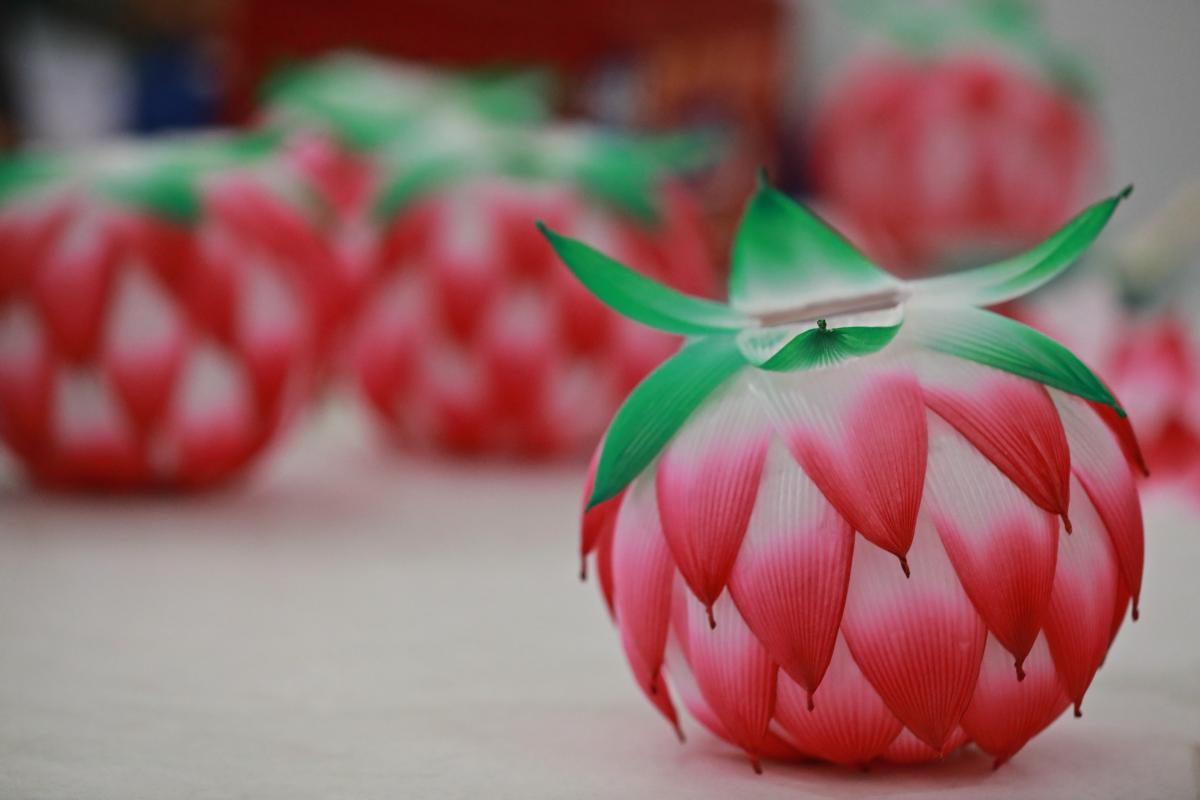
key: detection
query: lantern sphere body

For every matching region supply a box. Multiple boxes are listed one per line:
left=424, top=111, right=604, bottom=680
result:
left=811, top=53, right=1099, bottom=273
left=543, top=177, right=1144, bottom=769
left=0, top=134, right=326, bottom=488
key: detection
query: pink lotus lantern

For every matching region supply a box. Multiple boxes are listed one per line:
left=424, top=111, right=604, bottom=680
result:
left=262, top=54, right=553, bottom=359
left=348, top=125, right=715, bottom=456
left=810, top=3, right=1100, bottom=273
left=0, top=133, right=327, bottom=489
left=543, top=176, right=1143, bottom=769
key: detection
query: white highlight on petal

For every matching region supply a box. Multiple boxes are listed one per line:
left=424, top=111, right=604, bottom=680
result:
left=104, top=263, right=185, bottom=360
left=0, top=303, right=46, bottom=375
left=173, top=343, right=251, bottom=430
left=238, top=261, right=303, bottom=348
left=53, top=367, right=129, bottom=445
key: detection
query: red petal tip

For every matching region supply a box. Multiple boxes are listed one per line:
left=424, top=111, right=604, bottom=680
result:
left=1073, top=703, right=1083, bottom=718
left=750, top=758, right=763, bottom=775
left=806, top=691, right=815, bottom=712
left=705, top=604, right=716, bottom=629
left=1061, top=513, right=1073, bottom=534
left=1015, top=659, right=1026, bottom=682
left=899, top=555, right=911, bottom=578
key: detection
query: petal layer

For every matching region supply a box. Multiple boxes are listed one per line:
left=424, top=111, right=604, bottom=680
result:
left=841, top=511, right=986, bottom=751
left=728, top=440, right=853, bottom=696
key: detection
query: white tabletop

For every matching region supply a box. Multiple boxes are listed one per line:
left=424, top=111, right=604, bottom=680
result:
left=1, top=403, right=1197, bottom=799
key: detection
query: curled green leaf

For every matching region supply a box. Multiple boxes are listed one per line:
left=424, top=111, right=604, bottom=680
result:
left=589, top=334, right=746, bottom=508
left=905, top=305, right=1123, bottom=414
left=910, top=187, right=1131, bottom=307
left=729, top=171, right=898, bottom=315
left=739, top=319, right=903, bottom=372
left=538, top=223, right=751, bottom=335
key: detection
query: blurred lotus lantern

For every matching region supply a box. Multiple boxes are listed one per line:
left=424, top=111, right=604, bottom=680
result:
left=0, top=131, right=329, bottom=488
left=810, top=0, right=1102, bottom=274
left=543, top=175, right=1144, bottom=769
left=259, top=53, right=555, bottom=355
left=348, top=122, right=717, bottom=456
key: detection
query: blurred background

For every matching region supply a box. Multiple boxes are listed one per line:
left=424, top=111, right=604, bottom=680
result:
left=0, top=2, right=1198, bottom=797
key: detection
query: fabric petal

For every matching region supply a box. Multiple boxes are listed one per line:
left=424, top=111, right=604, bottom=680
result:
left=917, top=353, right=1071, bottom=523
left=581, top=444, right=624, bottom=578
left=750, top=362, right=927, bottom=560
left=728, top=439, right=854, bottom=696
left=665, top=634, right=802, bottom=766
left=962, top=635, right=1069, bottom=766
left=925, top=415, right=1059, bottom=668
left=672, top=583, right=779, bottom=765
left=841, top=511, right=986, bottom=752
left=1042, top=475, right=1120, bottom=714
left=1054, top=392, right=1144, bottom=618
left=774, top=634, right=902, bottom=766
left=612, top=473, right=675, bottom=717
left=657, top=377, right=771, bottom=615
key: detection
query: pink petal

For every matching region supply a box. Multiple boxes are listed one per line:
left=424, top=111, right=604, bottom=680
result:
left=774, top=634, right=902, bottom=766
left=1054, top=393, right=1144, bottom=618
left=32, top=212, right=120, bottom=362
left=665, top=635, right=802, bottom=766
left=880, top=726, right=969, bottom=764
left=924, top=416, right=1059, bottom=668
left=672, top=583, right=778, bottom=764
left=962, top=635, right=1069, bottom=766
left=102, top=267, right=189, bottom=428
left=1042, top=475, right=1120, bottom=713
left=612, top=474, right=676, bottom=720
left=751, top=364, right=927, bottom=560
left=580, top=444, right=624, bottom=577
left=728, top=440, right=854, bottom=696
left=841, top=511, right=986, bottom=752
left=918, top=354, right=1071, bottom=523
left=657, top=379, right=770, bottom=613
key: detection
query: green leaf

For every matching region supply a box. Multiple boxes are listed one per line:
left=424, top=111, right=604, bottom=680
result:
left=101, top=169, right=200, bottom=224
left=729, top=172, right=898, bottom=315
left=906, top=306, right=1122, bottom=414
left=453, top=67, right=552, bottom=124
left=589, top=335, right=746, bottom=507
left=538, top=223, right=751, bottom=335
left=910, top=187, right=1131, bottom=307
left=373, top=156, right=479, bottom=222
left=739, top=319, right=903, bottom=371
left=571, top=130, right=717, bottom=223
left=0, top=153, right=62, bottom=206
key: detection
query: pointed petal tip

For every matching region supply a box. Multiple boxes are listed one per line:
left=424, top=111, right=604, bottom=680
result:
left=1131, top=602, right=1140, bottom=622
left=705, top=604, right=716, bottom=629
left=1118, top=184, right=1134, bottom=201
left=1014, top=658, right=1026, bottom=682
left=1062, top=513, right=1073, bottom=534
left=1073, top=703, right=1083, bottom=718
left=750, top=757, right=764, bottom=775
left=899, top=555, right=911, bottom=578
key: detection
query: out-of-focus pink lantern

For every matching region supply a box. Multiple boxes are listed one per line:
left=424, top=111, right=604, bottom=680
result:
left=0, top=133, right=326, bottom=488
left=544, top=176, right=1143, bottom=769
left=809, top=2, right=1101, bottom=273
left=348, top=124, right=715, bottom=456
left=261, top=53, right=553, bottom=362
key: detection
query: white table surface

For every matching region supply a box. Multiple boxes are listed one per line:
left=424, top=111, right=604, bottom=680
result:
left=2, top=403, right=1198, bottom=800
